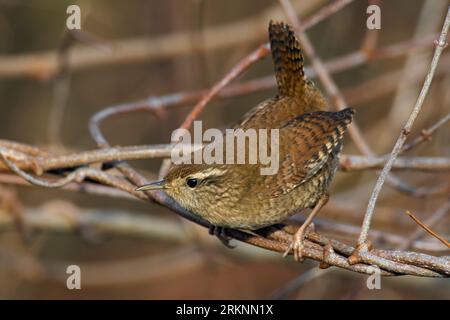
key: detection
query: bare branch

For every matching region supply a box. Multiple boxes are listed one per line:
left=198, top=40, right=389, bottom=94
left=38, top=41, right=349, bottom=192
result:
left=402, top=112, right=450, bottom=153
left=401, top=201, right=450, bottom=250
left=405, top=210, right=450, bottom=248
left=358, top=6, right=450, bottom=246
left=340, top=155, right=450, bottom=172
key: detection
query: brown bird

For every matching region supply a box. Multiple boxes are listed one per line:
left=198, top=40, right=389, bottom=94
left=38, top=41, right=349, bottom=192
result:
left=137, top=21, right=354, bottom=261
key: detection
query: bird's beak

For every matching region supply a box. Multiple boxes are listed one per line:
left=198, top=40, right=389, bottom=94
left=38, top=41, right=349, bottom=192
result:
left=135, top=179, right=167, bottom=191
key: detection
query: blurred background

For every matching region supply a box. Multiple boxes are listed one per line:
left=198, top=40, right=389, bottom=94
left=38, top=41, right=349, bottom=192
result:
left=0, top=0, right=449, bottom=299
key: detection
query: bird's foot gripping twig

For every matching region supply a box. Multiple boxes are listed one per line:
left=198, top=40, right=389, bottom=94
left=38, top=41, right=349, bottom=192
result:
left=283, top=195, right=329, bottom=261
left=283, top=223, right=310, bottom=262
left=282, top=222, right=317, bottom=262
left=209, top=225, right=235, bottom=248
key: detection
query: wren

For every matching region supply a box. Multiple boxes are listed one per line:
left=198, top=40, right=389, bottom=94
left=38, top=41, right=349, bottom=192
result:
left=137, top=21, right=354, bottom=261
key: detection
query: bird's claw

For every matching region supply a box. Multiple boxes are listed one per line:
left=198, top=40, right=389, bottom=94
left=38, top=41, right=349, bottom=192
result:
left=283, top=230, right=306, bottom=262
left=209, top=225, right=235, bottom=248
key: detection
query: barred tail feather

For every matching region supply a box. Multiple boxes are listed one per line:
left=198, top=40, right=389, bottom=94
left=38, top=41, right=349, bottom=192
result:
left=269, top=20, right=307, bottom=97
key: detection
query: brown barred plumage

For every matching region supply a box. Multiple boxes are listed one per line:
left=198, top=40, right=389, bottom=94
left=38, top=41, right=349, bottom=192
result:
left=269, top=20, right=307, bottom=97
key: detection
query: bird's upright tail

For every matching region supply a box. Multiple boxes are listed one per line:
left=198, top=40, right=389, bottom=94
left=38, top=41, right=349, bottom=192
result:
left=268, top=20, right=307, bottom=98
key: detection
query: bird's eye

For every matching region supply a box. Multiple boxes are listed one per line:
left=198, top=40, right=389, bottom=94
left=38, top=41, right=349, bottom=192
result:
left=186, top=178, right=198, bottom=188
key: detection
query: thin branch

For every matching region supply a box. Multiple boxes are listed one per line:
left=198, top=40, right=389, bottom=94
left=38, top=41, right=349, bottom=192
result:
left=358, top=6, right=450, bottom=246
left=303, top=215, right=449, bottom=252
left=405, top=210, right=450, bottom=248
left=401, top=201, right=450, bottom=250
left=297, top=0, right=354, bottom=33
left=402, top=112, right=450, bottom=153
left=340, top=155, right=450, bottom=172
left=0, top=173, right=137, bottom=201
left=360, top=0, right=381, bottom=56
left=179, top=45, right=269, bottom=130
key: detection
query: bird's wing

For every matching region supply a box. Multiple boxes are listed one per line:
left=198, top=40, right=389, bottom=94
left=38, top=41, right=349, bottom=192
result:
left=264, top=108, right=354, bottom=197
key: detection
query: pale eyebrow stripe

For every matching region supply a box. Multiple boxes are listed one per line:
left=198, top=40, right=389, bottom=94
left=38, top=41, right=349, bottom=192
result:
left=195, top=168, right=227, bottom=179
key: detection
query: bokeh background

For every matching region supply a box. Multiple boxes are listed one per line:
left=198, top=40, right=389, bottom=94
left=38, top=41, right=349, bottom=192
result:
left=0, top=0, right=449, bottom=299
